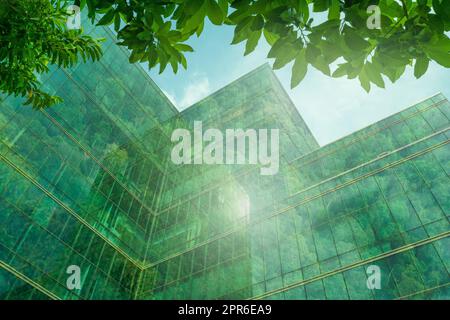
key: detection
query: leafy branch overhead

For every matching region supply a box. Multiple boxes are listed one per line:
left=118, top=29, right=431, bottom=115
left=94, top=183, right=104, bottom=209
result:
left=86, top=0, right=449, bottom=92
left=0, top=0, right=103, bottom=109
left=1, top=0, right=450, bottom=109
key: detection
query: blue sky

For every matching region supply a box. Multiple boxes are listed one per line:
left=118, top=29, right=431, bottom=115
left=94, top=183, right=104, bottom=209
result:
left=146, top=21, right=450, bottom=146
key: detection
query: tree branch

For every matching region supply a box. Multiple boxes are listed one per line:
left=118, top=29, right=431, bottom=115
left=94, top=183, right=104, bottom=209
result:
left=400, top=0, right=409, bottom=18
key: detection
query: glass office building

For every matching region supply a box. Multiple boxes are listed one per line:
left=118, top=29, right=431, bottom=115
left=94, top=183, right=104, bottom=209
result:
left=0, top=22, right=449, bottom=300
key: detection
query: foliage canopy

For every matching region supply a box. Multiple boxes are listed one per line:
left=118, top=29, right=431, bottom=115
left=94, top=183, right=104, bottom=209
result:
left=0, top=0, right=103, bottom=109
left=1, top=0, right=450, bottom=108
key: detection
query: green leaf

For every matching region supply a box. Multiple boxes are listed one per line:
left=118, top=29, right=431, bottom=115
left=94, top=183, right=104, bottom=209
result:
left=180, top=54, right=187, bottom=69
left=374, top=52, right=408, bottom=83
left=310, top=55, right=330, bottom=75
left=206, top=0, right=224, bottom=25
left=196, top=21, right=205, bottom=36
left=423, top=47, right=450, bottom=67
left=169, top=56, right=179, bottom=73
left=218, top=0, right=228, bottom=15
left=137, top=31, right=153, bottom=40
left=158, top=21, right=172, bottom=35
left=365, top=62, right=385, bottom=88
left=313, top=0, right=329, bottom=13
left=114, top=13, right=121, bottom=31
left=344, top=28, right=370, bottom=51
left=273, top=43, right=298, bottom=69
left=359, top=67, right=371, bottom=92
left=79, top=0, right=87, bottom=10
left=268, top=37, right=285, bottom=59
left=185, top=0, right=205, bottom=15
left=379, top=0, right=403, bottom=19
left=183, top=1, right=207, bottom=33
left=423, top=36, right=450, bottom=67
left=129, top=50, right=144, bottom=63
left=432, top=0, right=444, bottom=16
left=97, top=9, right=115, bottom=26
left=318, top=38, right=342, bottom=63
left=231, top=16, right=253, bottom=44
left=251, top=14, right=264, bottom=31
left=263, top=28, right=279, bottom=46
left=296, top=0, right=309, bottom=22
left=245, top=30, right=262, bottom=56
left=305, top=45, right=321, bottom=63
left=175, top=44, right=194, bottom=52
left=271, top=38, right=302, bottom=70
left=158, top=50, right=169, bottom=74
left=291, top=49, right=308, bottom=88
left=332, top=64, right=347, bottom=78
left=328, top=0, right=340, bottom=20
left=429, top=35, right=450, bottom=51
left=228, top=2, right=251, bottom=23
left=414, top=57, right=429, bottom=78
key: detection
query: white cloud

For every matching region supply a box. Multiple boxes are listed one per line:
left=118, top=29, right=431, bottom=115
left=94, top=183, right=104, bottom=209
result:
left=177, top=74, right=211, bottom=110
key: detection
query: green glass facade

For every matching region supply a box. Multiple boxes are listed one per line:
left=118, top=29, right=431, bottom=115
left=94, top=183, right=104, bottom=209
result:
left=0, top=22, right=449, bottom=300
